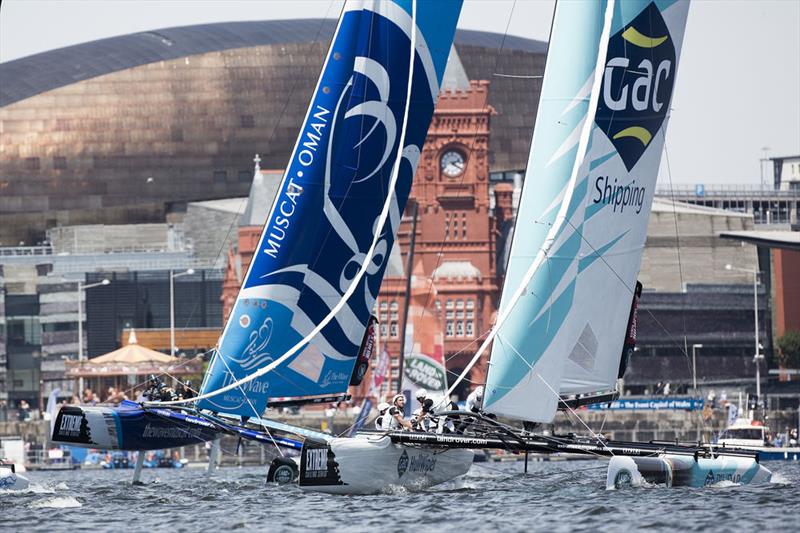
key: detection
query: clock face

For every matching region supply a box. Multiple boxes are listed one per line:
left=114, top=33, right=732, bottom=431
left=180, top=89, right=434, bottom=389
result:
left=440, top=150, right=465, bottom=177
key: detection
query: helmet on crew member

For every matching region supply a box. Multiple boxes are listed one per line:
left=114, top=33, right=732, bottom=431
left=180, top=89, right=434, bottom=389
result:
left=392, top=394, right=405, bottom=406
left=377, top=402, right=390, bottom=414
left=474, top=386, right=484, bottom=400
left=415, top=388, right=428, bottom=401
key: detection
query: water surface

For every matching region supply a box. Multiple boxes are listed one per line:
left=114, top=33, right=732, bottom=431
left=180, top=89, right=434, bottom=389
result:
left=3, top=459, right=797, bottom=532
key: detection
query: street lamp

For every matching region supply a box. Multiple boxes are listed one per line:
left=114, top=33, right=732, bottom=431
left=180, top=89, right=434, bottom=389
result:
left=691, top=344, right=703, bottom=396
left=725, top=263, right=763, bottom=403
left=170, top=268, right=195, bottom=356
left=77, top=278, right=110, bottom=397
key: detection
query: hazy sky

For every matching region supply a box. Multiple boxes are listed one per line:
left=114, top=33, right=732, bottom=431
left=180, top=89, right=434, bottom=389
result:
left=1, top=0, right=798, bottom=186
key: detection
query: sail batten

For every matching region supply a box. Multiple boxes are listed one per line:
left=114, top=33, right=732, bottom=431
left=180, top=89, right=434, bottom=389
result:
left=484, top=0, right=691, bottom=422
left=185, top=0, right=463, bottom=417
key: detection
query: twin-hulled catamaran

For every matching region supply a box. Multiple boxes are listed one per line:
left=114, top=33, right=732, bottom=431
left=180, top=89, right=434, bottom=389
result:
left=52, top=0, right=773, bottom=494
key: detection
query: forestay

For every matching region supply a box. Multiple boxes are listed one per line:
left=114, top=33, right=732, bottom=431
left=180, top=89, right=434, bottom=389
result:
left=485, top=0, right=690, bottom=422
left=198, top=0, right=462, bottom=417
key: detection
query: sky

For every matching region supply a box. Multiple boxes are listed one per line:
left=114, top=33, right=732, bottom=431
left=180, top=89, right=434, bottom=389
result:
left=1, top=0, right=798, bottom=186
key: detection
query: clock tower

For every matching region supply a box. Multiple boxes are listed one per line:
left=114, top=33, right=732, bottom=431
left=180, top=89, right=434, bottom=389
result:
left=377, top=79, right=497, bottom=399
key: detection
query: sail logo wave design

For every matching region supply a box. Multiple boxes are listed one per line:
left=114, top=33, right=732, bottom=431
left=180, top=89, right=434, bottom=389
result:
left=595, top=2, right=676, bottom=171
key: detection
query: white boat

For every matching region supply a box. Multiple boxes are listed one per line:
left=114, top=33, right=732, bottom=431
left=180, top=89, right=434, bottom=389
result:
left=299, top=436, right=473, bottom=494
left=712, top=417, right=800, bottom=461
left=0, top=464, right=30, bottom=491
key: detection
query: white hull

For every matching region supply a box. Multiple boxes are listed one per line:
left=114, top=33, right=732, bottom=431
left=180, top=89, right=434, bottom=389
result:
left=0, top=467, right=30, bottom=491
left=299, top=435, right=473, bottom=495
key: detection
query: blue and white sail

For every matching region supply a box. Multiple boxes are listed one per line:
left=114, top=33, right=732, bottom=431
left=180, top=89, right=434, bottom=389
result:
left=198, top=0, right=463, bottom=417
left=484, top=0, right=690, bottom=422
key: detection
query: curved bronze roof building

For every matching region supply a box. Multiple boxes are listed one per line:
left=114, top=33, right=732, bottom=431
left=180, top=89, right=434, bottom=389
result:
left=0, top=20, right=546, bottom=244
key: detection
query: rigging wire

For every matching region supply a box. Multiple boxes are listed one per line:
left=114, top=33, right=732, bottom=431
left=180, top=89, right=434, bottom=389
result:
left=149, top=0, right=420, bottom=408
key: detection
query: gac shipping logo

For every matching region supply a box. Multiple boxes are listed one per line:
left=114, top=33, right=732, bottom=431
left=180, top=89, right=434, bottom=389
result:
left=596, top=2, right=676, bottom=171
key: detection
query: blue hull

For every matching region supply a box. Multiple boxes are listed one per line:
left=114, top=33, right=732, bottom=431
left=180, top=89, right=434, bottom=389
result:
left=52, top=401, right=305, bottom=451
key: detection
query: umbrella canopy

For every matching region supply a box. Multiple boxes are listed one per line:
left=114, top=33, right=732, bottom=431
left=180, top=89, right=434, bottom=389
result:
left=66, top=330, right=202, bottom=377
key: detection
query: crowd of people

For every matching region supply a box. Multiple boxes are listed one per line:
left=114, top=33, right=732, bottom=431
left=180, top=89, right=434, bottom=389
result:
left=373, top=386, right=486, bottom=434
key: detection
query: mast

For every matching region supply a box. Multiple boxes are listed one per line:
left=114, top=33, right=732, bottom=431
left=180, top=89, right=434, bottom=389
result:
left=396, top=199, right=419, bottom=394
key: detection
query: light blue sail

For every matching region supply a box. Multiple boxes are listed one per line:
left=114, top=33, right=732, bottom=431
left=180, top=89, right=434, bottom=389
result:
left=198, top=0, right=463, bottom=418
left=485, top=0, right=690, bottom=422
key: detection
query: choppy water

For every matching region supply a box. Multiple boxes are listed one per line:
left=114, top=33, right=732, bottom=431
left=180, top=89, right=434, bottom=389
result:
left=3, top=460, right=798, bottom=532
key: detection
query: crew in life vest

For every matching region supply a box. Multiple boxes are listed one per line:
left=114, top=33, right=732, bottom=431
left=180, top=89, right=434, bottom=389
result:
left=383, top=394, right=412, bottom=431
left=466, top=386, right=484, bottom=414
left=374, top=402, right=390, bottom=430
left=411, top=389, right=430, bottom=431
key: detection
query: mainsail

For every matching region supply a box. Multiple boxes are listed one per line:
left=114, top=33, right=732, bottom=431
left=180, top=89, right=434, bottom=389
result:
left=484, top=0, right=690, bottom=422
left=197, top=0, right=463, bottom=417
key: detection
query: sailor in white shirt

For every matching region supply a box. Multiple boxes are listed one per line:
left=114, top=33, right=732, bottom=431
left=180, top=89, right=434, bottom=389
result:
left=374, top=402, right=390, bottom=430
left=465, top=386, right=484, bottom=414
left=383, top=394, right=412, bottom=431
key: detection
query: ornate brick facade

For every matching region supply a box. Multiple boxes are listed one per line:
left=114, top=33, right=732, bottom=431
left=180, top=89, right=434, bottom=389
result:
left=378, top=80, right=497, bottom=400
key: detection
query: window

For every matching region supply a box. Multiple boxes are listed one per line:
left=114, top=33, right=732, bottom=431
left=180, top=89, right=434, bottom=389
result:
left=466, top=321, right=474, bottom=337
left=213, top=170, right=227, bottom=183
left=446, top=321, right=454, bottom=337
left=380, top=312, right=388, bottom=321
left=380, top=323, right=388, bottom=338
left=42, top=322, right=77, bottom=333
left=390, top=301, right=398, bottom=311
left=53, top=156, right=67, bottom=170
left=390, top=321, right=398, bottom=338
left=238, top=170, right=252, bottom=183
left=466, top=299, right=474, bottom=310
left=6, top=317, right=41, bottom=346
left=241, top=115, right=255, bottom=128
left=446, top=299, right=454, bottom=310
left=462, top=212, right=467, bottom=238
left=456, top=321, right=464, bottom=337
left=380, top=301, right=388, bottom=311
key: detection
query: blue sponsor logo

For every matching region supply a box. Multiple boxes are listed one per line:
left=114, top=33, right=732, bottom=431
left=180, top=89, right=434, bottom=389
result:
left=595, top=2, right=676, bottom=171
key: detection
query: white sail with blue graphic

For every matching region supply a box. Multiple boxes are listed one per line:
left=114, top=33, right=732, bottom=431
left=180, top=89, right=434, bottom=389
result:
left=198, top=0, right=463, bottom=418
left=484, top=0, right=690, bottom=422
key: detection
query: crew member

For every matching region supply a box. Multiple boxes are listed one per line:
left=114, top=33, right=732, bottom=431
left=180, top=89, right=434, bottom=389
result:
left=457, top=386, right=488, bottom=433
left=384, top=394, right=412, bottom=431
left=466, top=386, right=484, bottom=414
left=374, top=402, right=390, bottom=430
left=412, top=389, right=431, bottom=431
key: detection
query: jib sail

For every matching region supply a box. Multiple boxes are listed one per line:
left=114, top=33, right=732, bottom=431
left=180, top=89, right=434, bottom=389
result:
left=197, top=0, right=463, bottom=417
left=484, top=0, right=690, bottom=422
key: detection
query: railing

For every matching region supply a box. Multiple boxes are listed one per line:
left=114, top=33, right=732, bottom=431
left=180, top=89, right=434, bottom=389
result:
left=656, top=184, right=800, bottom=198
left=0, top=246, right=53, bottom=257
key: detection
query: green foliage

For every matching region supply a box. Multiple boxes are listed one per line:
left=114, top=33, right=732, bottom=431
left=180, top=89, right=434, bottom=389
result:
left=776, top=330, right=800, bottom=369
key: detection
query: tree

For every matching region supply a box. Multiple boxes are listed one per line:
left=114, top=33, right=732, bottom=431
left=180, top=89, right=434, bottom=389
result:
left=775, top=330, right=800, bottom=369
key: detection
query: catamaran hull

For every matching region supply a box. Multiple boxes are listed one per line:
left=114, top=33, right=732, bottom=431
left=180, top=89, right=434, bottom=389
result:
left=606, top=455, right=772, bottom=489
left=299, top=436, right=473, bottom=495
left=0, top=467, right=29, bottom=491
left=51, top=403, right=220, bottom=451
